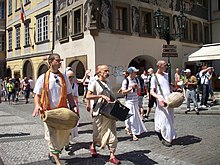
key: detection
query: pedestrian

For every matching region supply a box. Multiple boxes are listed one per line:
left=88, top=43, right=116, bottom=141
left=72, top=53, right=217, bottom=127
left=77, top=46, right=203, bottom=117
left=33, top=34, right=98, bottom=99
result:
left=174, top=67, right=181, bottom=91
left=0, top=77, right=2, bottom=103
left=22, top=77, right=31, bottom=104
left=6, top=78, right=15, bottom=104
left=2, top=78, right=8, bottom=101
left=64, top=67, right=91, bottom=151
left=29, top=77, right=35, bottom=98
left=199, top=65, right=213, bottom=108
left=117, top=71, right=129, bottom=94
left=145, top=68, right=157, bottom=119
left=82, top=76, right=90, bottom=102
left=121, top=66, right=147, bottom=141
left=136, top=74, right=146, bottom=121
left=183, top=69, right=199, bottom=115
left=141, top=70, right=148, bottom=96
left=14, top=78, right=20, bottom=102
left=208, top=69, right=216, bottom=103
left=32, top=53, right=78, bottom=165
left=86, top=64, right=121, bottom=164
left=150, top=60, right=176, bottom=147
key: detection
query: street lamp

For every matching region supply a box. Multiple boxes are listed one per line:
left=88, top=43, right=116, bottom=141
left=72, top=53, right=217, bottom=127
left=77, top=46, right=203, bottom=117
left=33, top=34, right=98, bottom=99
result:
left=154, top=7, right=187, bottom=83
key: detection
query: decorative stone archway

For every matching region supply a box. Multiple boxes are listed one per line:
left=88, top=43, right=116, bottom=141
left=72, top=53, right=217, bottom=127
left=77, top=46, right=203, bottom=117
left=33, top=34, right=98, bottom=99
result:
left=23, top=60, right=33, bottom=79
left=128, top=55, right=157, bottom=73
left=37, top=63, right=49, bottom=78
left=68, top=60, right=85, bottom=96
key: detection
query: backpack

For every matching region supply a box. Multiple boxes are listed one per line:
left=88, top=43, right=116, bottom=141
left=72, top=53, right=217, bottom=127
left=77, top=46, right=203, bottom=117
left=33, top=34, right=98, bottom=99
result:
left=125, top=77, right=145, bottom=98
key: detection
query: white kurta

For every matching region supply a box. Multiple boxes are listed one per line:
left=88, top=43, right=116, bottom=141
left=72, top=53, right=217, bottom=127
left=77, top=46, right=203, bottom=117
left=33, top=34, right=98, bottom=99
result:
left=151, top=73, right=176, bottom=142
left=122, top=77, right=147, bottom=135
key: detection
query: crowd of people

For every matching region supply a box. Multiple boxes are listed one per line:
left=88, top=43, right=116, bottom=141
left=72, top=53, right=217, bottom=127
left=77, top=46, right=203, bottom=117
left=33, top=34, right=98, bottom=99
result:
left=0, top=76, right=34, bottom=104
left=1, top=53, right=217, bottom=165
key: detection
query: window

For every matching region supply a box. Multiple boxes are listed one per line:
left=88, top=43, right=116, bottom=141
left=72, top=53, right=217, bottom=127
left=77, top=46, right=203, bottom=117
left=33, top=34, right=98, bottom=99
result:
left=204, top=24, right=209, bottom=44
left=16, top=26, right=21, bottom=48
left=8, top=30, right=12, bottom=50
left=15, top=0, right=20, bottom=10
left=0, top=34, right=5, bottom=51
left=218, top=0, right=220, bottom=11
left=192, top=22, right=198, bottom=42
left=8, top=0, right=12, bottom=15
left=182, top=20, right=190, bottom=41
left=36, top=15, right=49, bottom=42
left=0, top=1, right=5, bottom=19
left=140, top=9, right=152, bottom=36
left=61, top=14, right=68, bottom=38
left=24, top=0, right=30, bottom=4
left=115, top=7, right=128, bottom=31
left=73, top=8, right=82, bottom=34
left=25, top=23, right=30, bottom=46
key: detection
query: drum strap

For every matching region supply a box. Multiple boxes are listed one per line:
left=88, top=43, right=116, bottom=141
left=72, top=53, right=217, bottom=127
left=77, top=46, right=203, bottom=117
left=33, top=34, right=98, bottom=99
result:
left=155, top=74, right=164, bottom=98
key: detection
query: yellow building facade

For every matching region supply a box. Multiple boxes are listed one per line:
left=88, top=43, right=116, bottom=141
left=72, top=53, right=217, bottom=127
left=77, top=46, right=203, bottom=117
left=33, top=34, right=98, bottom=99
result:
left=6, top=0, right=53, bottom=80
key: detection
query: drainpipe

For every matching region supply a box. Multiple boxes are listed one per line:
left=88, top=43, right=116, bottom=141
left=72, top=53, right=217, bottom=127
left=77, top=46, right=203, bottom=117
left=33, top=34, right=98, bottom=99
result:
left=52, top=0, right=55, bottom=53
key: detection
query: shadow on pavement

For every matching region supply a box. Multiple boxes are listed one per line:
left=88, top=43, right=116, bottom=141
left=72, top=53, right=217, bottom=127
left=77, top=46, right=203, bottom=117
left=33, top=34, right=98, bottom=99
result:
left=64, top=149, right=156, bottom=165
left=0, top=132, right=30, bottom=138
left=173, top=135, right=202, bottom=146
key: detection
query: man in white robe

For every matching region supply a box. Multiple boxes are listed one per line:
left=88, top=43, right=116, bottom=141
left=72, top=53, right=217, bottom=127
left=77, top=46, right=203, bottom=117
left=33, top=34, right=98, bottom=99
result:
left=150, top=60, right=176, bottom=147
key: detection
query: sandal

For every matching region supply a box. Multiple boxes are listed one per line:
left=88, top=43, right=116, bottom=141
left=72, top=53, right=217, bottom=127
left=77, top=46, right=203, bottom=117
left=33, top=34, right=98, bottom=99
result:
left=48, top=153, right=56, bottom=164
left=124, top=128, right=131, bottom=135
left=132, top=136, right=139, bottom=141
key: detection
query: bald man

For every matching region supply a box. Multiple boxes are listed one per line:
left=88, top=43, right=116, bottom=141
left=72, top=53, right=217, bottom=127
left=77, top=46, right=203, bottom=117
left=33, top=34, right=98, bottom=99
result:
left=86, top=64, right=120, bottom=164
left=150, top=60, right=176, bottom=147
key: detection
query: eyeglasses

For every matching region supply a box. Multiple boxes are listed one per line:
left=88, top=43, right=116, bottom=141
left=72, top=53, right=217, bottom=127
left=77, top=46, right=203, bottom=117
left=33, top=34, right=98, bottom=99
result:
left=54, top=75, right=60, bottom=83
left=68, top=76, right=74, bottom=79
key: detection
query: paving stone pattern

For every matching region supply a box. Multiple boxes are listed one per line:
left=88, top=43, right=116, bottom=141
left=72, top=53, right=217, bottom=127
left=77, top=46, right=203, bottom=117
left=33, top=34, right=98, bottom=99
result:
left=0, top=96, right=220, bottom=165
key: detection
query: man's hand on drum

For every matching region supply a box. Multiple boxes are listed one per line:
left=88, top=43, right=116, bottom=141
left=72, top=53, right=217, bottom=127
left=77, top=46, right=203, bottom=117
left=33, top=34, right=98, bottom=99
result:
left=158, top=95, right=166, bottom=107
left=32, top=105, right=42, bottom=117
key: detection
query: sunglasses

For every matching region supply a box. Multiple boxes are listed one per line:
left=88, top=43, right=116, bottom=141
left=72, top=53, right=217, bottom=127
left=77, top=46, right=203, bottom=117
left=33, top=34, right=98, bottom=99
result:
left=54, top=75, right=60, bottom=83
left=68, top=76, right=74, bottom=78
left=55, top=59, right=63, bottom=62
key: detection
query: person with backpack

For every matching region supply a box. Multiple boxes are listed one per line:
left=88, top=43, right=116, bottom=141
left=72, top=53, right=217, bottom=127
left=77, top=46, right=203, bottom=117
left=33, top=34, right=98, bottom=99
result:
left=136, top=74, right=146, bottom=121
left=121, top=66, right=147, bottom=141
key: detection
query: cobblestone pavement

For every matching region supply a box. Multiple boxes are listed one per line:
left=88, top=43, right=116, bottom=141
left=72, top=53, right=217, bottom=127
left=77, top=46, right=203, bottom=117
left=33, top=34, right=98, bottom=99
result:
left=0, top=96, right=220, bottom=165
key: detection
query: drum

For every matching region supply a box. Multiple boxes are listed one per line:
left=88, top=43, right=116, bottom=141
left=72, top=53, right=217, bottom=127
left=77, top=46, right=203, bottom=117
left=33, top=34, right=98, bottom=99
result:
left=41, top=108, right=79, bottom=130
left=166, top=92, right=184, bottom=109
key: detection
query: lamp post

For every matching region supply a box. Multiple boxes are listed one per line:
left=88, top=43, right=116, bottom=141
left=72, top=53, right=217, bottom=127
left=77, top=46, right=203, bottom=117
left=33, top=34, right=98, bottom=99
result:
left=154, top=5, right=187, bottom=84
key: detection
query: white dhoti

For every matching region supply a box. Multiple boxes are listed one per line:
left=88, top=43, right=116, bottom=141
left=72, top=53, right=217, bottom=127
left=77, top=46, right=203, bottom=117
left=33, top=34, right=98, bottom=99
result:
left=44, top=123, right=71, bottom=154
left=154, top=106, right=176, bottom=142
left=125, top=101, right=147, bottom=135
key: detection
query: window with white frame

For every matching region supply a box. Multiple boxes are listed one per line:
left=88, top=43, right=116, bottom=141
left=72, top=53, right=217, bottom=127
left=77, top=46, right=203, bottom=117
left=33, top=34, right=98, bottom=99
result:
left=0, top=34, right=5, bottom=51
left=15, top=0, right=20, bottom=10
left=25, top=23, right=30, bottom=46
left=36, top=15, right=49, bottom=42
left=8, top=30, right=12, bottom=50
left=24, top=0, right=30, bottom=4
left=16, top=26, right=21, bottom=48
left=8, top=0, right=12, bottom=15
left=73, top=7, right=82, bottom=35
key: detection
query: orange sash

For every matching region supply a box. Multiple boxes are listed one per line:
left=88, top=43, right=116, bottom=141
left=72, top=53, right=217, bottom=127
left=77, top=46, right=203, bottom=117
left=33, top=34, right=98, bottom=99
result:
left=41, top=70, right=68, bottom=110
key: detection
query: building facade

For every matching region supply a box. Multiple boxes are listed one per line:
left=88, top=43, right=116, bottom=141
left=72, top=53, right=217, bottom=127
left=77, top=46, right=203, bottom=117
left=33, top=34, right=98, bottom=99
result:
left=6, top=0, right=212, bottom=93
left=54, top=0, right=210, bottom=92
left=6, top=0, right=53, bottom=80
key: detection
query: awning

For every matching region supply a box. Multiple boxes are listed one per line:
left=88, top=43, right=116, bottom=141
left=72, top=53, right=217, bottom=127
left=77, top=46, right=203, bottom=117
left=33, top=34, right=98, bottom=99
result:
left=188, top=43, right=220, bottom=61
